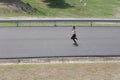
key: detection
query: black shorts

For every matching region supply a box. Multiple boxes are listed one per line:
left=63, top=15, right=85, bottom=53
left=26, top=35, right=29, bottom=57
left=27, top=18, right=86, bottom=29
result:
left=71, top=34, right=76, bottom=39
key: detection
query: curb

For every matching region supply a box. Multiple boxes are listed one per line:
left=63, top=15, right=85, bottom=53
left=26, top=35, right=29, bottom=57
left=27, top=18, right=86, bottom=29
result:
left=0, top=57, right=120, bottom=64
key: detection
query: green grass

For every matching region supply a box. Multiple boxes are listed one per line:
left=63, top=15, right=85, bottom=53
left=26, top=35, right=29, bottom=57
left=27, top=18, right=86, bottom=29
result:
left=1, top=22, right=120, bottom=27
left=0, top=23, right=17, bottom=27
left=0, top=0, right=120, bottom=18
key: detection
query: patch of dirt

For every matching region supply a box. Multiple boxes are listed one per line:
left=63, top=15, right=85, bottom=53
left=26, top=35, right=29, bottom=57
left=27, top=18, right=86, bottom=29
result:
left=0, top=1, right=39, bottom=14
left=0, top=63, right=120, bottom=80
left=114, top=7, right=120, bottom=18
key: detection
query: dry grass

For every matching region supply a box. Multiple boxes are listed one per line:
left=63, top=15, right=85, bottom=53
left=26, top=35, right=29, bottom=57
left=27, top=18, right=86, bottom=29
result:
left=0, top=62, right=120, bottom=80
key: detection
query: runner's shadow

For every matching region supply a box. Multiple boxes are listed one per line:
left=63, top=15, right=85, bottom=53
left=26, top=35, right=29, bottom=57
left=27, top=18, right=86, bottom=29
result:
left=73, top=43, right=79, bottom=47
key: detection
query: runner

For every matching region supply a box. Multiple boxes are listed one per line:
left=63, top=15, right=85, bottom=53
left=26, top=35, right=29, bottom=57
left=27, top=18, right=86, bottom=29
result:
left=71, top=26, right=78, bottom=45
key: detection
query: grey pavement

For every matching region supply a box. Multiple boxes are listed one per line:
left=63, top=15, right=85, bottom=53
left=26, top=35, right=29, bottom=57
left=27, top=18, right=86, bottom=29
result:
left=0, top=27, right=120, bottom=58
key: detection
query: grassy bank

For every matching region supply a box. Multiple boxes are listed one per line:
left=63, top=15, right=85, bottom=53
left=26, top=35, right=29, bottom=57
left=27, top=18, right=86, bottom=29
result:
left=1, top=21, right=120, bottom=27
left=0, top=0, right=120, bottom=18
left=0, top=62, right=120, bottom=80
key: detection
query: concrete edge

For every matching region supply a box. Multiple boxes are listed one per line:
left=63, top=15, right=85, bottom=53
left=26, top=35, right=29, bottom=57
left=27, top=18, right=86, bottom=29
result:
left=0, top=57, right=120, bottom=64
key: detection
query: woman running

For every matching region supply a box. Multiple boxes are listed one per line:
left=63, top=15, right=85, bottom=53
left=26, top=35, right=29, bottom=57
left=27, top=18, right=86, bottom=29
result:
left=71, top=26, right=78, bottom=45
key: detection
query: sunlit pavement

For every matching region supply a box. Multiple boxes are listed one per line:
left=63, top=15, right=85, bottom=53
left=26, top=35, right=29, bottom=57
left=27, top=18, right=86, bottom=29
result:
left=0, top=27, right=120, bottom=58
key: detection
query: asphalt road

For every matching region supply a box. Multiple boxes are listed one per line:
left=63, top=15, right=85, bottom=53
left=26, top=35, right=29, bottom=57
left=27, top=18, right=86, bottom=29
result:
left=0, top=27, right=120, bottom=58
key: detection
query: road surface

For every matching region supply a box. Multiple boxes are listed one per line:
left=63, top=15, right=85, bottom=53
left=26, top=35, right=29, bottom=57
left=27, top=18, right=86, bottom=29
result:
left=0, top=27, right=120, bottom=58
